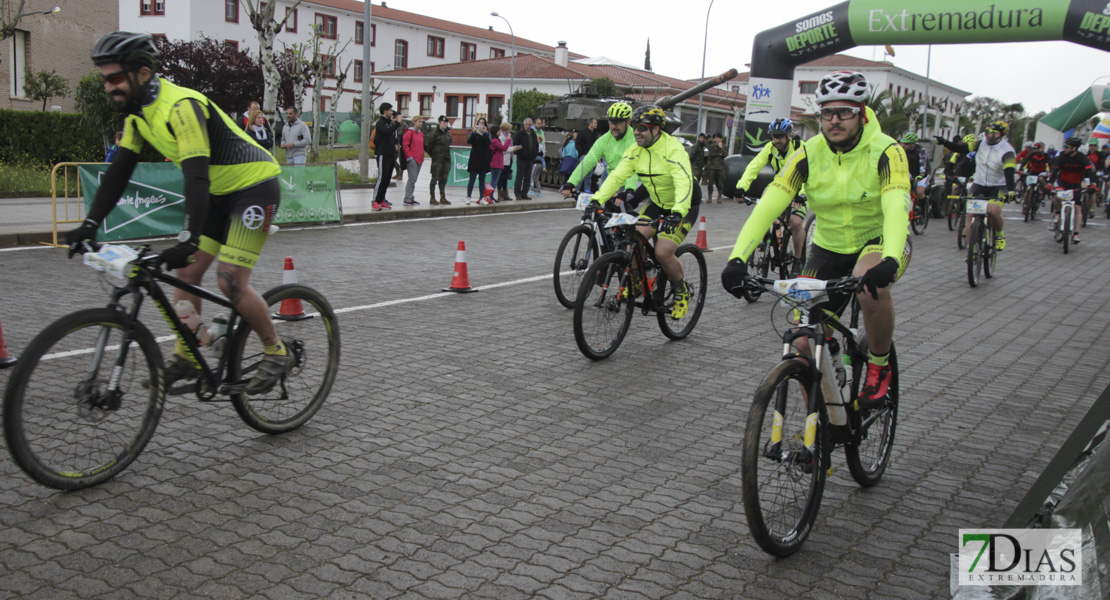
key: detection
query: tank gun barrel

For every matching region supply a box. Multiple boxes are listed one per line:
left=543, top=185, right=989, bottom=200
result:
left=656, top=68, right=739, bottom=110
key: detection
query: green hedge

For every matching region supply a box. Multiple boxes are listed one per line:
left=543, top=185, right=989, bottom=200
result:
left=0, top=110, right=104, bottom=164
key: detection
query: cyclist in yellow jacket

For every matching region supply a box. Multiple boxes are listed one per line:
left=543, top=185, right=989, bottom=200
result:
left=593, top=105, right=699, bottom=319
left=721, top=71, right=912, bottom=409
left=736, top=118, right=807, bottom=276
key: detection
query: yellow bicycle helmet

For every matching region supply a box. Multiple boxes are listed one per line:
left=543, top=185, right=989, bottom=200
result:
left=607, top=102, right=633, bottom=120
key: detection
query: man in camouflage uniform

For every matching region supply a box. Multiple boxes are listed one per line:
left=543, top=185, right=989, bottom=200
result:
left=424, top=115, right=452, bottom=205
left=705, top=133, right=727, bottom=203
left=688, top=132, right=707, bottom=185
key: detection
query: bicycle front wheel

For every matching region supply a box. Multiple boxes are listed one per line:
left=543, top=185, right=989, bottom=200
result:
left=910, top=199, right=928, bottom=235
left=741, top=358, right=828, bottom=557
left=844, top=337, right=898, bottom=487
left=554, top=224, right=600, bottom=309
left=983, top=225, right=996, bottom=279
left=2, top=308, right=164, bottom=489
left=228, top=284, right=340, bottom=434
left=966, top=219, right=982, bottom=287
left=657, top=245, right=707, bottom=340
left=1062, top=206, right=1071, bottom=255
left=573, top=251, right=635, bottom=360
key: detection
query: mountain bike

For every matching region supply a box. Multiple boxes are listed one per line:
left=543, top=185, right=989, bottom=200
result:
left=947, top=176, right=969, bottom=240
left=734, top=276, right=897, bottom=556
left=740, top=196, right=806, bottom=302
left=964, top=198, right=997, bottom=287
left=1020, top=173, right=1046, bottom=222
left=909, top=182, right=929, bottom=235
left=1051, top=188, right=1079, bottom=255
left=3, top=243, right=341, bottom=490
left=554, top=193, right=617, bottom=308
left=572, top=213, right=707, bottom=360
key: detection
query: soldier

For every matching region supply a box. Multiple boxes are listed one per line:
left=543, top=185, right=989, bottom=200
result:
left=424, top=115, right=453, bottom=205
left=705, top=133, right=727, bottom=203
left=689, top=132, right=707, bottom=187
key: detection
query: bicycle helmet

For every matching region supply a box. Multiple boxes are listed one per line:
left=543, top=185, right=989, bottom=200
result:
left=814, top=71, right=871, bottom=105
left=606, top=102, right=633, bottom=121
left=92, top=31, right=160, bottom=70
left=1064, top=136, right=1082, bottom=147
left=986, top=120, right=1009, bottom=134
left=962, top=134, right=976, bottom=145
left=900, top=132, right=919, bottom=144
left=1024, top=141, right=1034, bottom=148
left=768, top=118, right=793, bottom=136
left=630, top=105, right=667, bottom=128
left=1033, top=141, right=1044, bottom=150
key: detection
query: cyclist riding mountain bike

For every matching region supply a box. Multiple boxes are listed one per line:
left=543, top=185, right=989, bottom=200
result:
left=561, top=102, right=640, bottom=200
left=936, top=133, right=976, bottom=196
left=65, top=31, right=289, bottom=396
left=900, top=132, right=929, bottom=208
left=1049, top=137, right=1094, bottom=244
left=1019, top=142, right=1051, bottom=176
left=592, top=105, right=700, bottom=319
left=736, top=118, right=807, bottom=276
left=721, top=70, right=912, bottom=409
left=1015, top=141, right=1034, bottom=166
left=965, top=121, right=1017, bottom=251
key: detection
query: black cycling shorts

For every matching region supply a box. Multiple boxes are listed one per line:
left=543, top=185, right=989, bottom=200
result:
left=197, top=177, right=280, bottom=270
left=802, top=235, right=912, bottom=313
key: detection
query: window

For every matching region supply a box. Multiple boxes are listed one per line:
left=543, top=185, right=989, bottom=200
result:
left=445, top=94, right=459, bottom=118
left=224, top=40, right=239, bottom=63
left=487, top=96, right=503, bottom=122
left=394, top=40, right=408, bottom=69
left=315, top=14, right=337, bottom=39
left=463, top=96, right=478, bottom=128
left=490, top=48, right=505, bottom=59
left=320, top=54, right=336, bottom=78
left=355, top=21, right=363, bottom=44
left=396, top=94, right=409, bottom=117
left=354, top=60, right=363, bottom=83
left=798, top=81, right=817, bottom=94
left=427, top=35, right=444, bottom=58
left=224, top=0, right=238, bottom=22
left=319, top=96, right=327, bottom=113
left=460, top=42, right=476, bottom=62
left=9, top=30, right=27, bottom=98
left=140, top=0, right=165, bottom=16
left=418, top=93, right=433, bottom=118
left=284, top=7, right=297, bottom=32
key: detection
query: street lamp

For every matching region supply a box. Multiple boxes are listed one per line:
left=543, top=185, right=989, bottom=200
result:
left=491, top=12, right=514, bottom=123
left=695, top=0, right=715, bottom=135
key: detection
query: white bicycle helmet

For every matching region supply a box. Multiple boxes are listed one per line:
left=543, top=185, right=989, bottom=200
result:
left=815, top=71, right=871, bottom=105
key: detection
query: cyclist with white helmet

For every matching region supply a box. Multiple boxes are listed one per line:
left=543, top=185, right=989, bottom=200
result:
left=722, top=71, right=912, bottom=409
left=736, top=118, right=807, bottom=276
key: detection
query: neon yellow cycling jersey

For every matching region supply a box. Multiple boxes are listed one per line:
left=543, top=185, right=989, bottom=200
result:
left=593, top=131, right=694, bottom=217
left=729, top=106, right=911, bottom=261
left=567, top=129, right=640, bottom=190
left=120, top=77, right=280, bottom=194
left=736, top=136, right=802, bottom=192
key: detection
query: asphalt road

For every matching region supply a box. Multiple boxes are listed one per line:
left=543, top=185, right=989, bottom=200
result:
left=1, top=201, right=1108, bottom=599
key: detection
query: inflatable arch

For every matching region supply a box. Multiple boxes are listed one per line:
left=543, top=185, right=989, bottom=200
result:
left=742, top=0, right=1110, bottom=155
left=1034, top=86, right=1110, bottom=148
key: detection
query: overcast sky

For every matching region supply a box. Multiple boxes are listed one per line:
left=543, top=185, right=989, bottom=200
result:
left=375, top=0, right=1110, bottom=116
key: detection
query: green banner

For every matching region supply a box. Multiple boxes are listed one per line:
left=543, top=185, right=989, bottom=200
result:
left=445, top=147, right=517, bottom=187
left=79, top=164, right=341, bottom=242
left=848, top=1, right=1067, bottom=44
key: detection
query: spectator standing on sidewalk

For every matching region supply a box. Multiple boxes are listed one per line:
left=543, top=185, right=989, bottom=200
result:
left=372, top=102, right=402, bottom=211
left=705, top=133, right=726, bottom=202
left=577, top=118, right=598, bottom=193
left=490, top=121, right=518, bottom=203
left=280, top=106, right=310, bottom=165
left=531, top=117, right=547, bottom=196
left=402, top=116, right=426, bottom=206
left=559, top=130, right=579, bottom=185
left=689, top=132, right=707, bottom=185
left=513, top=118, right=537, bottom=200
left=466, top=118, right=492, bottom=205
left=247, top=110, right=274, bottom=152
left=105, top=131, right=123, bottom=162
left=425, top=115, right=452, bottom=206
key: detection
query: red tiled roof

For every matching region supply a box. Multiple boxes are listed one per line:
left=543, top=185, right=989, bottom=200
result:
left=300, top=0, right=585, bottom=57
left=380, top=54, right=603, bottom=79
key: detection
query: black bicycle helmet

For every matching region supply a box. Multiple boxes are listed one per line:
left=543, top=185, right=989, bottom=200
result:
left=1064, top=136, right=1083, bottom=148
left=630, top=105, right=667, bottom=128
left=92, top=31, right=160, bottom=70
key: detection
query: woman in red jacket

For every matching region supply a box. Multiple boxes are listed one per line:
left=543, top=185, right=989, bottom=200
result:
left=402, top=116, right=426, bottom=206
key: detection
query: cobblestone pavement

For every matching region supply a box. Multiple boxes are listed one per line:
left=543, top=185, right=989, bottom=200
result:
left=1, top=202, right=1108, bottom=599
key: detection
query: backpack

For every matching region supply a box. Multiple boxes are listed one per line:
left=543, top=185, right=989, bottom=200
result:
left=368, top=128, right=376, bottom=151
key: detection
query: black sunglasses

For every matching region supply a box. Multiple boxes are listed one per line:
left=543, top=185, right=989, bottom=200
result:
left=819, top=106, right=861, bottom=121
left=99, top=70, right=128, bottom=85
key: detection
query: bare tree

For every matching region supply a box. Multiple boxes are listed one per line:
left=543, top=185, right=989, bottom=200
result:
left=278, top=40, right=315, bottom=117
left=243, top=0, right=302, bottom=126
left=1, top=0, right=28, bottom=41
left=327, top=58, right=352, bottom=147
left=306, top=34, right=351, bottom=156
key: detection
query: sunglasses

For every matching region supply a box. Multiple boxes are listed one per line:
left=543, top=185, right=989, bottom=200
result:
left=819, top=106, right=861, bottom=121
left=99, top=70, right=128, bottom=85
left=631, top=123, right=655, bottom=132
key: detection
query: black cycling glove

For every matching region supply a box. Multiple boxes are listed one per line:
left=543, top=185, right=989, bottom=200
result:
left=65, top=219, right=99, bottom=258
left=857, top=256, right=899, bottom=300
left=720, top=258, right=750, bottom=299
left=659, top=212, right=682, bottom=233
left=160, top=242, right=199, bottom=270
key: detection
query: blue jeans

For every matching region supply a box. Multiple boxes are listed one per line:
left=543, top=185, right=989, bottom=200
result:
left=466, top=172, right=487, bottom=198
left=489, top=168, right=503, bottom=192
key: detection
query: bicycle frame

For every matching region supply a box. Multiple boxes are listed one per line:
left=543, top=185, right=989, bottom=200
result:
left=608, top=222, right=666, bottom=313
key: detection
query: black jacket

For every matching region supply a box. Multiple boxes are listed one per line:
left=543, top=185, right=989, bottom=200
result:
left=467, top=131, right=492, bottom=174
left=374, top=116, right=402, bottom=156
left=513, top=128, right=537, bottom=164
left=577, top=127, right=597, bottom=157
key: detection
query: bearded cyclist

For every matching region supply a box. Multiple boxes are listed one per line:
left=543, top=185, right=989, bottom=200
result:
left=965, top=121, right=1016, bottom=251
left=592, top=105, right=699, bottom=319
left=735, top=118, right=807, bottom=276
left=900, top=132, right=929, bottom=218
left=561, top=102, right=640, bottom=202
left=1048, top=136, right=1094, bottom=244
left=721, top=71, right=912, bottom=409
left=1019, top=142, right=1051, bottom=209
left=65, top=32, right=289, bottom=396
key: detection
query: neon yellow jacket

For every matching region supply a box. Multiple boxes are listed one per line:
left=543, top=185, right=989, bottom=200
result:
left=736, top=136, right=802, bottom=192
left=729, top=106, right=911, bottom=261
left=594, top=132, right=695, bottom=217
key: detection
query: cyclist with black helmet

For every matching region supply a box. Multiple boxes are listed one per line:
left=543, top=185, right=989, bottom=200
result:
left=591, top=105, right=700, bottom=319
left=561, top=102, right=640, bottom=201
left=899, top=132, right=929, bottom=204
left=65, top=32, right=290, bottom=396
left=1048, top=136, right=1094, bottom=244
left=721, top=71, right=912, bottom=409
left=736, top=118, right=807, bottom=276
left=964, top=121, right=1017, bottom=251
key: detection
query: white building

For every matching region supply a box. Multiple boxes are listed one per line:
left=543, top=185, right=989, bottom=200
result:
left=117, top=0, right=581, bottom=113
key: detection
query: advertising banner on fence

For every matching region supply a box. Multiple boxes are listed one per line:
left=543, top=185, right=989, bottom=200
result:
left=79, top=164, right=341, bottom=241
left=446, top=147, right=517, bottom=187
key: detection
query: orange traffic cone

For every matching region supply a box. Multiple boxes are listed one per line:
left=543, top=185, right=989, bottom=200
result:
left=0, top=316, right=15, bottom=368
left=695, top=215, right=712, bottom=252
left=443, top=240, right=478, bottom=293
left=276, top=257, right=309, bottom=321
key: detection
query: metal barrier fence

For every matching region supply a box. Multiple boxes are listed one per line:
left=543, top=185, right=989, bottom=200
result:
left=48, top=162, right=101, bottom=247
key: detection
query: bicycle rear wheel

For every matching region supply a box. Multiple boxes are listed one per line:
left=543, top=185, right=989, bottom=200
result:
left=910, top=198, right=928, bottom=235
left=743, top=238, right=771, bottom=303
left=1062, top=206, right=1071, bottom=255
left=554, top=224, right=600, bottom=309
left=573, top=251, right=635, bottom=360
left=966, top=219, right=982, bottom=287
left=983, top=225, right=996, bottom=279
left=657, top=245, right=707, bottom=340
left=844, top=337, right=897, bottom=487
left=947, top=198, right=958, bottom=231
left=228, top=284, right=340, bottom=434
left=741, top=358, right=828, bottom=557
left=3, top=308, right=164, bottom=489
left=956, top=210, right=967, bottom=250
left=1022, top=188, right=1033, bottom=222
